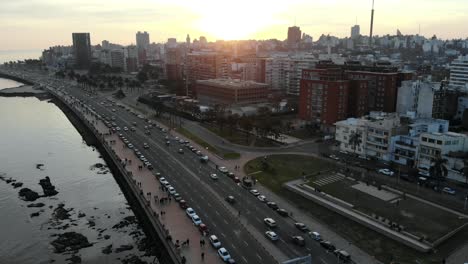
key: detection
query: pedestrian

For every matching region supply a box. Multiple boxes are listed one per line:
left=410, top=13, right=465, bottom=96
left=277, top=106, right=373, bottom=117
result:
left=201, top=252, right=205, bottom=260
left=181, top=256, right=186, bottom=264
left=186, top=239, right=190, bottom=246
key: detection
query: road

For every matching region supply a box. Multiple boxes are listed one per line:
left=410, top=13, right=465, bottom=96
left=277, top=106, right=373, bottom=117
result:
left=60, top=86, right=341, bottom=263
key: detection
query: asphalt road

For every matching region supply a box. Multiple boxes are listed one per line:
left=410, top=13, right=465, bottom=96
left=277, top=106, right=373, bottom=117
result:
left=60, top=87, right=341, bottom=264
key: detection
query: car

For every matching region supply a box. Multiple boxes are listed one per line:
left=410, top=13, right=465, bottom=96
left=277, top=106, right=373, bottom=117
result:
left=217, top=247, right=231, bottom=262
left=309, top=231, right=322, bottom=241
left=143, top=143, right=149, bottom=149
left=265, top=231, right=279, bottom=241
left=442, top=187, right=456, bottom=195
left=173, top=193, right=182, bottom=201
left=175, top=137, right=179, bottom=141
left=329, top=154, right=339, bottom=160
left=168, top=187, right=176, bottom=195
left=292, top=222, right=307, bottom=232
left=257, top=195, right=267, bottom=202
left=209, top=235, right=222, bottom=248
left=191, top=214, right=202, bottom=225
left=250, top=189, right=260, bottom=196
left=227, top=172, right=235, bottom=179
left=178, top=148, right=184, bottom=154
left=166, top=141, right=170, bottom=146
left=334, top=250, right=351, bottom=262
left=200, top=156, right=209, bottom=163
left=198, top=223, right=209, bottom=235
left=130, top=127, right=136, bottom=132
left=320, top=240, right=336, bottom=251
left=218, top=166, right=228, bottom=173
left=233, top=176, right=240, bottom=183
left=276, top=208, right=289, bottom=217
left=179, top=200, right=188, bottom=209
left=196, top=151, right=203, bottom=156
left=263, top=218, right=277, bottom=228
left=266, top=202, right=279, bottom=210
left=145, top=130, right=151, bottom=135
left=378, top=168, right=394, bottom=176
left=186, top=207, right=196, bottom=218
left=159, top=177, right=167, bottom=184
left=147, top=163, right=154, bottom=170
left=291, top=235, right=305, bottom=246
left=123, top=126, right=128, bottom=131
left=210, top=173, right=219, bottom=180
left=225, top=196, right=235, bottom=204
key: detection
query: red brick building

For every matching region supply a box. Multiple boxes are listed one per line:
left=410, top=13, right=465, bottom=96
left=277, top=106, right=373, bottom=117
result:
left=186, top=52, right=231, bottom=96
left=196, top=79, right=269, bottom=106
left=299, top=69, right=349, bottom=125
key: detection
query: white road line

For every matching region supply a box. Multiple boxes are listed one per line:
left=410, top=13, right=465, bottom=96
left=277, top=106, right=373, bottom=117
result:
left=223, top=219, right=228, bottom=225
left=241, top=256, right=248, bottom=263
left=256, top=253, right=262, bottom=260
left=215, top=210, right=220, bottom=216
left=320, top=257, right=329, bottom=264
left=243, top=241, right=248, bottom=246
left=220, top=232, right=226, bottom=238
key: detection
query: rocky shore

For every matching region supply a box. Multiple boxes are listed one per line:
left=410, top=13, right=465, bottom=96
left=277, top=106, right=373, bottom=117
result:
left=0, top=84, right=47, bottom=97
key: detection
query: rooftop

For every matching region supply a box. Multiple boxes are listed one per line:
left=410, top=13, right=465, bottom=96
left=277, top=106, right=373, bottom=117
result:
left=196, top=79, right=269, bottom=89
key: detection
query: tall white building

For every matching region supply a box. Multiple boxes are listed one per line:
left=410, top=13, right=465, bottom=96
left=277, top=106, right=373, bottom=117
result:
left=351, top=25, right=360, bottom=39
left=449, top=55, right=468, bottom=91
left=396, top=79, right=437, bottom=118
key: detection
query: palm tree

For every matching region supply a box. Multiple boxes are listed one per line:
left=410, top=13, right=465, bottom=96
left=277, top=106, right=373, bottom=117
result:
left=429, top=154, right=448, bottom=190
left=348, top=131, right=363, bottom=154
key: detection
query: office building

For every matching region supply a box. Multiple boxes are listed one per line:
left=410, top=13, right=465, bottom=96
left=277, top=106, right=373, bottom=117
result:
left=351, top=25, right=360, bottom=39
left=72, top=33, right=91, bottom=69
left=396, top=79, right=436, bottom=118
left=136, top=31, right=150, bottom=64
left=449, top=55, right=468, bottom=91
left=196, top=79, right=269, bottom=106
left=287, top=26, right=301, bottom=48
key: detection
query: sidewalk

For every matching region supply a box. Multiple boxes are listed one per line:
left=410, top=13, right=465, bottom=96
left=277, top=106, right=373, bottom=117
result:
left=74, top=96, right=224, bottom=264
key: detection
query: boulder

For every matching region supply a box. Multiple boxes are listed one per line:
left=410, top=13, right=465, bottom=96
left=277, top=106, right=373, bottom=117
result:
left=53, top=204, right=71, bottom=220
left=27, top=202, right=45, bottom=208
left=12, top=182, right=23, bottom=188
left=101, top=244, right=112, bottom=254
left=115, top=244, right=134, bottom=253
left=39, top=176, right=58, bottom=196
left=50, top=232, right=92, bottom=253
left=19, top=188, right=40, bottom=201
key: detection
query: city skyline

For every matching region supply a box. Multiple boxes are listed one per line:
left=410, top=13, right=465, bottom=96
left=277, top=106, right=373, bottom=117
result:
left=1, top=0, right=468, bottom=50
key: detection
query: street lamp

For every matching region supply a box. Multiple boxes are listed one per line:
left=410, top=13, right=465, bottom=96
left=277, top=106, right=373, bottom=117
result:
left=464, top=195, right=467, bottom=211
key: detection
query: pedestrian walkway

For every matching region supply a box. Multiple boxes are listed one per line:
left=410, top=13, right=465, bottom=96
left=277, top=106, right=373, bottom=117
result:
left=75, top=100, right=224, bottom=264
left=313, top=173, right=345, bottom=186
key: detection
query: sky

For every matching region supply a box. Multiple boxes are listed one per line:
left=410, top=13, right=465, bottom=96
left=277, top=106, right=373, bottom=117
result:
left=0, top=0, right=467, bottom=50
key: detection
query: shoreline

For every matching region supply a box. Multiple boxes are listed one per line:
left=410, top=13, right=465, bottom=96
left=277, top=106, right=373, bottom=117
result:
left=0, top=84, right=48, bottom=97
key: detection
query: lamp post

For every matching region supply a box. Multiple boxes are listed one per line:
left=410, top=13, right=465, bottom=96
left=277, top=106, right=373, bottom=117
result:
left=464, top=196, right=467, bottom=211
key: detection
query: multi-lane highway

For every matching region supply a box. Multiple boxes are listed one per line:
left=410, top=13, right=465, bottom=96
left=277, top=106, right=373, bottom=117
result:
left=2, top=69, right=346, bottom=264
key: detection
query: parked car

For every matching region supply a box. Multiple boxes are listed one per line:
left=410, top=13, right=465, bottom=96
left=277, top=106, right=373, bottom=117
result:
left=218, top=167, right=229, bottom=174
left=210, top=173, right=219, bottom=180
left=186, top=207, right=196, bottom=218
left=309, top=231, right=322, bottom=241
left=267, top=202, right=279, bottom=210
left=291, top=235, right=305, bottom=246
left=263, top=218, right=277, bottom=228
left=320, top=241, right=336, bottom=251
left=442, top=187, right=456, bottom=195
left=217, top=247, right=231, bottom=262
left=191, top=214, right=202, bottom=225
left=179, top=200, right=188, bottom=209
left=250, top=189, right=260, bottom=196
left=257, top=195, right=267, bottom=202
left=378, top=168, right=394, bottom=176
left=265, top=231, right=279, bottom=241
left=209, top=235, right=222, bottom=248
left=329, top=154, right=340, bottom=161
left=178, top=148, right=184, bottom=154
left=334, top=250, right=351, bottom=262
left=198, top=223, right=209, bottom=235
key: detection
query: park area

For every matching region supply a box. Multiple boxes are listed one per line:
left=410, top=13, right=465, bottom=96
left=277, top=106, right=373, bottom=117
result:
left=244, top=154, right=468, bottom=263
left=308, top=176, right=468, bottom=243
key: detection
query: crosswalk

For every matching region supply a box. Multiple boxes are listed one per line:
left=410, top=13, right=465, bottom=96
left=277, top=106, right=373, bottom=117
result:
left=313, top=173, right=345, bottom=186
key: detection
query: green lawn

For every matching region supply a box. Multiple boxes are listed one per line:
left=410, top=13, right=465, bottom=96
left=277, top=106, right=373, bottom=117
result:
left=243, top=154, right=468, bottom=264
left=244, top=154, right=332, bottom=192
left=223, top=152, right=241, bottom=160
left=203, top=124, right=280, bottom=147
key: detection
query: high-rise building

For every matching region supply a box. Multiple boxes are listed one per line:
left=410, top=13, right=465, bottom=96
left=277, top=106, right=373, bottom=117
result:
left=110, top=49, right=125, bottom=71
left=72, top=33, right=91, bottom=69
left=102, top=40, right=110, bottom=50
left=351, top=25, right=360, bottom=39
left=449, top=55, right=468, bottom=91
left=136, top=31, right=150, bottom=65
left=287, top=26, right=301, bottom=48
left=126, top=45, right=138, bottom=73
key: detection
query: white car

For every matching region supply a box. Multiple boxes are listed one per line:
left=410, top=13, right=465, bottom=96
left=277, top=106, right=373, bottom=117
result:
left=250, top=189, right=260, bottom=196
left=265, top=231, right=279, bottom=241
left=209, top=235, right=222, bottom=248
left=257, top=195, right=267, bottom=202
left=218, top=167, right=228, bottom=173
left=442, top=187, right=456, bottom=195
left=217, top=247, right=231, bottom=262
left=264, top=218, right=277, bottom=228
left=210, top=173, right=219, bottom=180
left=378, top=169, right=394, bottom=176
left=191, top=214, right=202, bottom=225
left=168, top=186, right=176, bottom=195
left=186, top=207, right=196, bottom=218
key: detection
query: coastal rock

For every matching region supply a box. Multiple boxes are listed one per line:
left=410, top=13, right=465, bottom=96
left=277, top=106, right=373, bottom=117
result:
left=115, top=244, right=134, bottom=253
left=12, top=182, right=23, bottom=188
left=53, top=203, right=71, bottom=220
left=19, top=188, right=40, bottom=201
left=122, top=255, right=147, bottom=264
left=112, top=216, right=137, bottom=229
left=50, top=232, right=92, bottom=253
left=27, top=202, right=45, bottom=208
left=104, top=235, right=110, bottom=240
left=77, top=212, right=86, bottom=218
left=30, top=212, right=41, bottom=218
left=101, top=244, right=112, bottom=254
left=36, top=163, right=45, bottom=170
left=66, top=255, right=81, bottom=264
left=39, top=176, right=58, bottom=196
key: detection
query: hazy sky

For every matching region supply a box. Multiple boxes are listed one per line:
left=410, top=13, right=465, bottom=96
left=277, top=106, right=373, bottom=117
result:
left=1, top=0, right=467, bottom=50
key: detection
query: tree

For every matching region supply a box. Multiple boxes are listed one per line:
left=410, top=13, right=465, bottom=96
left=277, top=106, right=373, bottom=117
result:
left=429, top=154, right=448, bottom=190
left=137, top=71, right=148, bottom=84
left=348, top=131, right=363, bottom=154
left=226, top=114, right=240, bottom=136
left=239, top=115, right=254, bottom=143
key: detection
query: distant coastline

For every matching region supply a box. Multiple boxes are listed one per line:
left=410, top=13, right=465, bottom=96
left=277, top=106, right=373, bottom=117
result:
left=0, top=50, right=41, bottom=64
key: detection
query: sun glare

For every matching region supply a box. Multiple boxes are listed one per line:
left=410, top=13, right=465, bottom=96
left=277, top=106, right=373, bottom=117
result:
left=185, top=0, right=284, bottom=40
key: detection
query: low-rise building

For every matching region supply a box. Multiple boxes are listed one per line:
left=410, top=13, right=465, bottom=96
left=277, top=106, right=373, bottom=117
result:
left=196, top=79, right=269, bottom=106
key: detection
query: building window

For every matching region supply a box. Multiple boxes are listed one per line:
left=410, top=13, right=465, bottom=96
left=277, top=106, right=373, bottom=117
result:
left=428, top=139, right=435, bottom=143
left=436, top=140, right=442, bottom=145
left=422, top=137, right=428, bottom=142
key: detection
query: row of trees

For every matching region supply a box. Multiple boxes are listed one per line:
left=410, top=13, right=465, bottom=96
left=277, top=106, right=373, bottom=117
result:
left=55, top=70, right=142, bottom=93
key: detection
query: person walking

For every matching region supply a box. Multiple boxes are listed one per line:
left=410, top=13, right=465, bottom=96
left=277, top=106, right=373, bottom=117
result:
left=201, top=252, right=205, bottom=260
